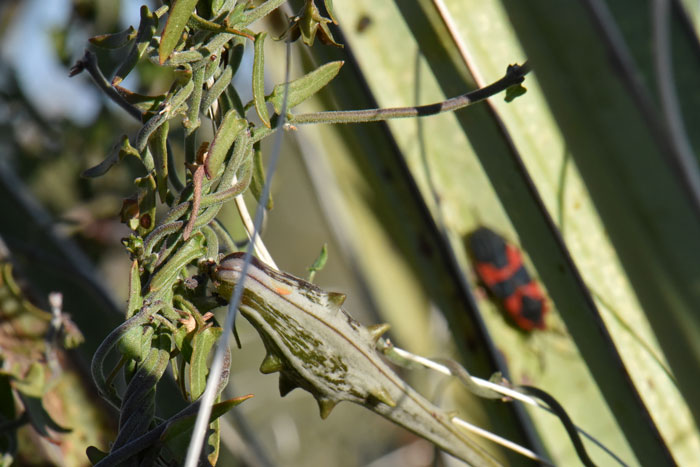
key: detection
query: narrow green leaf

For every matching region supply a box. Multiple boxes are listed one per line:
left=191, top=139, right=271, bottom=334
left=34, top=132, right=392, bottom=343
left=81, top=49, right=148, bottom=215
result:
left=212, top=0, right=226, bottom=14
left=82, top=135, right=139, bottom=178
left=19, top=394, right=71, bottom=437
left=228, top=37, right=246, bottom=76
left=205, top=109, right=247, bottom=179
left=160, top=395, right=253, bottom=443
left=203, top=51, right=222, bottom=82
left=202, top=225, right=219, bottom=260
left=253, top=33, right=271, bottom=127
left=148, top=233, right=207, bottom=294
left=188, top=327, right=222, bottom=400
left=178, top=326, right=195, bottom=361
left=268, top=61, right=344, bottom=114
left=207, top=416, right=221, bottom=465
left=219, top=128, right=252, bottom=190
left=248, top=141, right=272, bottom=209
left=201, top=65, right=233, bottom=115
left=135, top=79, right=194, bottom=152
left=159, top=0, right=199, bottom=64
left=114, top=86, right=167, bottom=113
left=184, top=66, right=205, bottom=135
left=323, top=0, right=338, bottom=24
left=149, top=120, right=169, bottom=203
left=307, top=243, right=328, bottom=282
left=88, top=26, right=136, bottom=49
left=138, top=325, right=155, bottom=363
left=118, top=325, right=146, bottom=361
left=245, top=141, right=273, bottom=211
left=125, top=260, right=142, bottom=320
left=113, top=5, right=157, bottom=85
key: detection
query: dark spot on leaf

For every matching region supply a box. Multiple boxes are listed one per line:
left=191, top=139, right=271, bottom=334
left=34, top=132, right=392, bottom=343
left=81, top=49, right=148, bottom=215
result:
left=356, top=15, right=372, bottom=33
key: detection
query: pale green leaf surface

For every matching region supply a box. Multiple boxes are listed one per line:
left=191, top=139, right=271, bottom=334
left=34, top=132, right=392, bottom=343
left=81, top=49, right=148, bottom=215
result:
left=442, top=0, right=699, bottom=464
left=159, top=0, right=198, bottom=64
left=326, top=2, right=635, bottom=465
left=498, top=1, right=700, bottom=464
left=292, top=0, right=695, bottom=465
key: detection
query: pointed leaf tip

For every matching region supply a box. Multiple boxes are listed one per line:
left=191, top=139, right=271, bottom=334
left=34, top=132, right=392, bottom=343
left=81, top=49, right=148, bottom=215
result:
left=368, top=387, right=396, bottom=408
left=327, top=292, right=346, bottom=308
left=278, top=373, right=299, bottom=397
left=367, top=323, right=391, bottom=345
left=260, top=353, right=284, bottom=374
left=317, top=397, right=338, bottom=419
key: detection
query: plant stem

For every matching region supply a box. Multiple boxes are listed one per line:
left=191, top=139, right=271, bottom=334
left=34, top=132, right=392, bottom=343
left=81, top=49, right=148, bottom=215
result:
left=70, top=50, right=143, bottom=121
left=289, top=62, right=530, bottom=125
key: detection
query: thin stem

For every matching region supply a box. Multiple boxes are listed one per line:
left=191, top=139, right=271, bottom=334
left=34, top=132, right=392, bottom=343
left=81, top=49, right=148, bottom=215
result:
left=190, top=13, right=255, bottom=40
left=183, top=36, right=292, bottom=467
left=384, top=343, right=628, bottom=467
left=289, top=62, right=530, bottom=125
left=70, top=50, right=143, bottom=121
left=242, top=0, right=289, bottom=27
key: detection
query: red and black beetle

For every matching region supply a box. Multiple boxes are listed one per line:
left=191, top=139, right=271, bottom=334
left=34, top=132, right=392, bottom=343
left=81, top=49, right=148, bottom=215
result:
left=468, top=227, right=548, bottom=331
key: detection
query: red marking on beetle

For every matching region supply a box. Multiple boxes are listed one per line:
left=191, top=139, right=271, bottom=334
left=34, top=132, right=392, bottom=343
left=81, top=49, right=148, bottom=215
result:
left=502, top=281, right=548, bottom=331
left=475, top=245, right=522, bottom=285
left=468, top=227, right=548, bottom=331
left=275, top=287, right=292, bottom=296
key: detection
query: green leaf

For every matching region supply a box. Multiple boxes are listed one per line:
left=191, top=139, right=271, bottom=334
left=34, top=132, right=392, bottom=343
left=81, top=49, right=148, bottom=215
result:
left=184, top=66, right=205, bottom=134
left=207, top=416, right=221, bottom=465
left=19, top=394, right=71, bottom=437
left=204, top=109, right=247, bottom=179
left=504, top=83, right=527, bottom=102
left=188, top=326, right=222, bottom=400
left=118, top=324, right=147, bottom=361
left=322, top=0, right=338, bottom=23
left=253, top=33, right=271, bottom=128
left=160, top=395, right=253, bottom=443
left=148, top=233, right=207, bottom=295
left=173, top=325, right=192, bottom=353
left=149, top=121, right=169, bottom=203
left=126, top=260, right=143, bottom=320
left=307, top=243, right=328, bottom=282
left=268, top=61, right=344, bottom=114
left=299, top=0, right=341, bottom=47
left=249, top=141, right=273, bottom=209
left=113, top=5, right=157, bottom=86
left=159, top=0, right=199, bottom=65
left=201, top=65, right=233, bottom=114
left=88, top=26, right=136, bottom=49
left=114, top=86, right=167, bottom=113
left=82, top=135, right=139, bottom=178
left=135, top=79, right=194, bottom=153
